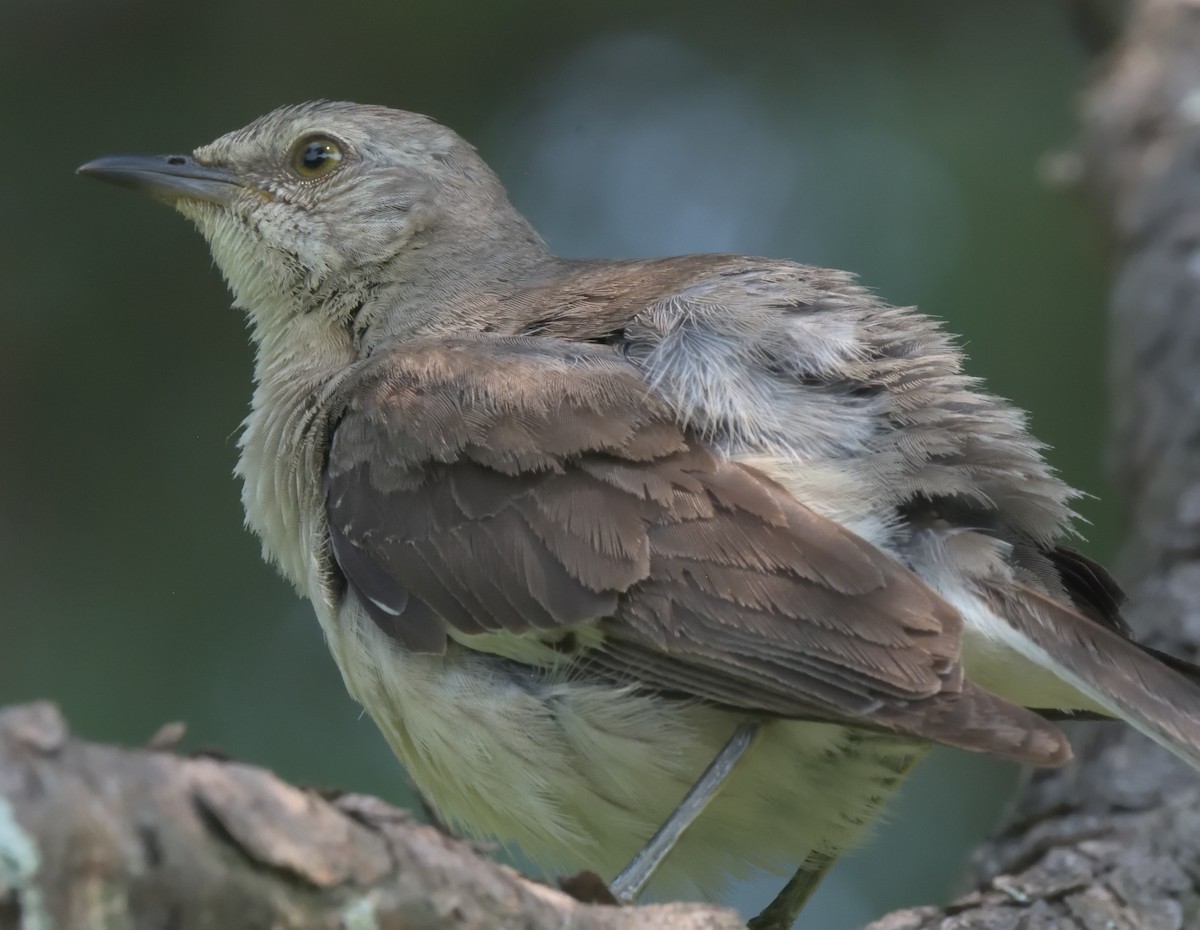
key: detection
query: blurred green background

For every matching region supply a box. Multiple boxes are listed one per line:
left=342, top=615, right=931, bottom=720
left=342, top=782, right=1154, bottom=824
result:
left=1, top=2, right=1114, bottom=927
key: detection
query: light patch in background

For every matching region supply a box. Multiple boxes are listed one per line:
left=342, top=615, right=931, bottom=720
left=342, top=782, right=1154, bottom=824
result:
left=487, top=32, right=965, bottom=302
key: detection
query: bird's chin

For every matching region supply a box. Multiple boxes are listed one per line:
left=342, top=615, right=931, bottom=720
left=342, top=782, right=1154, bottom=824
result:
left=170, top=200, right=214, bottom=243
left=172, top=197, right=220, bottom=224
left=172, top=207, right=279, bottom=315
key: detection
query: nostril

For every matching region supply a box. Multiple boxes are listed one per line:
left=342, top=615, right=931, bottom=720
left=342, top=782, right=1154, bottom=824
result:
left=166, top=155, right=187, bottom=166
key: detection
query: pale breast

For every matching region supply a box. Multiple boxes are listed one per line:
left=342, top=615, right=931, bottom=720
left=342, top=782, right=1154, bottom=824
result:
left=237, top=336, right=354, bottom=601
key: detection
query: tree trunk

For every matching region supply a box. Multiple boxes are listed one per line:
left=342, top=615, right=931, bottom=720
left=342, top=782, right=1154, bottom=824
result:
left=867, top=0, right=1200, bottom=926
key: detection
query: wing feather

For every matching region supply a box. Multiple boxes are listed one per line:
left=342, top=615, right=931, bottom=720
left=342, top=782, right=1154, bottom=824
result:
left=324, top=334, right=1069, bottom=764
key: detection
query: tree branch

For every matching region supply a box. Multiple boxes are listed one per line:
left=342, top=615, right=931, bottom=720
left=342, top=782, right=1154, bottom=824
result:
left=0, top=701, right=742, bottom=930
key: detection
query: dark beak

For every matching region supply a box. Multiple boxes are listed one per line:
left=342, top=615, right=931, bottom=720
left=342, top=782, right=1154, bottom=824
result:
left=77, top=154, right=241, bottom=206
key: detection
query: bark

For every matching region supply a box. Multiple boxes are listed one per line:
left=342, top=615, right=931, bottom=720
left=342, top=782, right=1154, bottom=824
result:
left=0, top=701, right=743, bottom=930
left=866, top=0, right=1200, bottom=926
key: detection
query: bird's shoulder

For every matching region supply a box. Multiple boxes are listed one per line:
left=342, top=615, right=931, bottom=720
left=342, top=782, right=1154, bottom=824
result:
left=494, top=253, right=892, bottom=348
left=484, top=254, right=961, bottom=445
left=487, top=254, right=1080, bottom=549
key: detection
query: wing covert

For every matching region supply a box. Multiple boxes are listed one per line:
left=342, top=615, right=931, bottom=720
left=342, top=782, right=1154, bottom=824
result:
left=323, top=333, right=1068, bottom=762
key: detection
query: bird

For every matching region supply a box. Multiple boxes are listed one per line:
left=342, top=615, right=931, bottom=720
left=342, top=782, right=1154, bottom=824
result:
left=78, top=101, right=1200, bottom=928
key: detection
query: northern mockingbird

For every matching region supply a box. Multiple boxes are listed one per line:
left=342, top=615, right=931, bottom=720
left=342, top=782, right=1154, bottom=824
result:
left=79, top=101, right=1200, bottom=929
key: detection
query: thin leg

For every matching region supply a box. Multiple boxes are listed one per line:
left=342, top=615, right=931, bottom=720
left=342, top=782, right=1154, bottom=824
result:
left=609, top=721, right=759, bottom=903
left=748, top=742, right=926, bottom=928
left=747, top=852, right=837, bottom=930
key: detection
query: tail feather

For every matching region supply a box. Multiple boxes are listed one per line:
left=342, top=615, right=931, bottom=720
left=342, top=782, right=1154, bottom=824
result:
left=873, top=681, right=1073, bottom=766
left=985, top=581, right=1200, bottom=770
left=1141, top=642, right=1200, bottom=688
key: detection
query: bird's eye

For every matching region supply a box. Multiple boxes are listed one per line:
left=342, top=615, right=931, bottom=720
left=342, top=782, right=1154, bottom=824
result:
left=289, top=135, right=344, bottom=179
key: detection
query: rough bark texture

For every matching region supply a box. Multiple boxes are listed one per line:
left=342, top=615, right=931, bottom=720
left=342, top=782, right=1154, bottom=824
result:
left=866, top=0, right=1200, bottom=926
left=0, top=701, right=744, bottom=930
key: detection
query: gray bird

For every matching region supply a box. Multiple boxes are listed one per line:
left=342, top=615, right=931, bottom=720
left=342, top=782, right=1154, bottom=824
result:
left=79, top=101, right=1200, bottom=928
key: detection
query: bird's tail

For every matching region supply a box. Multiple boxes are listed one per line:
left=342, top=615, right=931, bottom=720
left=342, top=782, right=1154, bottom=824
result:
left=985, top=581, right=1200, bottom=770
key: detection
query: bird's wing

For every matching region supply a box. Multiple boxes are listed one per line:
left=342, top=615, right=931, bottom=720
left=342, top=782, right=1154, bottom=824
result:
left=569, top=258, right=1200, bottom=766
left=324, top=333, right=1069, bottom=766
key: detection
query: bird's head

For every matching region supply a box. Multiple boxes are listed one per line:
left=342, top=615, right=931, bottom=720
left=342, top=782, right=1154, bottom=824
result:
left=79, top=101, right=547, bottom=333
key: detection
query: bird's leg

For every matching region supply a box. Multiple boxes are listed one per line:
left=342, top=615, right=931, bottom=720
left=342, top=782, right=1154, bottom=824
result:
left=747, top=852, right=837, bottom=930
left=610, top=721, right=760, bottom=903
left=748, top=742, right=926, bottom=928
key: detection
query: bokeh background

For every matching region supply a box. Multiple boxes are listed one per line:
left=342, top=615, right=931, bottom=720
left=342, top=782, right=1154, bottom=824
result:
left=1, top=2, right=1116, bottom=927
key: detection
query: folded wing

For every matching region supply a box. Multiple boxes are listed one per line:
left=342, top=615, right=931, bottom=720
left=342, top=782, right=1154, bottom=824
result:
left=324, top=334, right=1070, bottom=765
